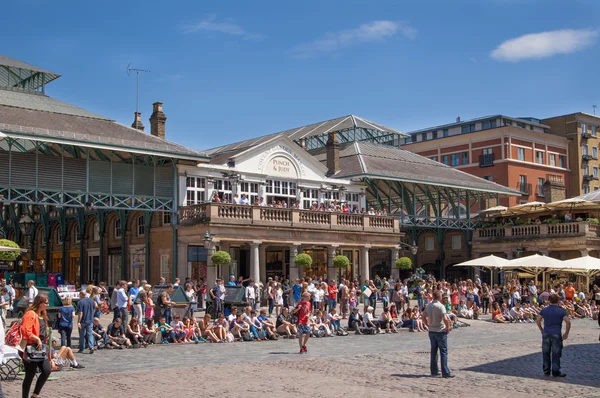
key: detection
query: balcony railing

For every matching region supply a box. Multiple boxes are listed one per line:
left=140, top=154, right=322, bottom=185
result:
left=582, top=154, right=593, bottom=161
left=518, top=182, right=532, bottom=195
left=179, top=203, right=399, bottom=233
left=582, top=132, right=592, bottom=139
left=474, top=221, right=600, bottom=241
left=479, top=153, right=495, bottom=167
left=583, top=174, right=594, bottom=181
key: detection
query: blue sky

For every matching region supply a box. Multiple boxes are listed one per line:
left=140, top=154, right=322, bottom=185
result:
left=2, top=0, right=600, bottom=150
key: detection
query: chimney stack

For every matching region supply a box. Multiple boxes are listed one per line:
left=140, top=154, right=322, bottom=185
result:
left=456, top=116, right=461, bottom=123
left=326, top=132, right=340, bottom=177
left=150, top=102, right=167, bottom=139
left=131, top=112, right=145, bottom=131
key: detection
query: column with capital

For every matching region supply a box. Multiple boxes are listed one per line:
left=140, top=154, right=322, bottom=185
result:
left=360, top=246, right=371, bottom=282
left=327, top=245, right=339, bottom=281
left=289, top=244, right=299, bottom=282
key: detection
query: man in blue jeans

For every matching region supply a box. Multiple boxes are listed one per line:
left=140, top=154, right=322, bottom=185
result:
left=77, top=290, right=96, bottom=354
left=422, top=290, right=454, bottom=378
left=536, top=293, right=570, bottom=377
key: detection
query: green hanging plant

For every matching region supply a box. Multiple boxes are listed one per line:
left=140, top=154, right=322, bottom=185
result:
left=293, top=253, right=313, bottom=269
left=333, top=255, right=350, bottom=269
left=0, top=239, right=21, bottom=262
left=395, top=256, right=413, bottom=270
left=211, top=250, right=231, bottom=267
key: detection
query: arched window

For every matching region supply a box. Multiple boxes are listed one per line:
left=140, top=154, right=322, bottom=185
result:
left=91, top=221, right=100, bottom=242
left=137, top=215, right=145, bottom=237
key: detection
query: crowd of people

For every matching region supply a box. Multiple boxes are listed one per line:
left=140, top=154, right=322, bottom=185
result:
left=8, top=273, right=600, bottom=397
left=209, top=192, right=388, bottom=215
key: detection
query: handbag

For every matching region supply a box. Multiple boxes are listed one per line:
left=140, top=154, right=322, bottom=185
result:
left=25, top=344, right=48, bottom=362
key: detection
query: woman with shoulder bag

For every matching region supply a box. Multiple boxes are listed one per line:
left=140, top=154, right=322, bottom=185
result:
left=21, top=294, right=52, bottom=398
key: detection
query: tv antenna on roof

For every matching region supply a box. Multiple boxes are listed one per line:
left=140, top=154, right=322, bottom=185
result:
left=127, top=63, right=151, bottom=116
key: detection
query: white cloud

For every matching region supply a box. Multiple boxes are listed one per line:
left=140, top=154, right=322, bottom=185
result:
left=293, top=20, right=416, bottom=58
left=184, top=15, right=263, bottom=40
left=491, top=29, right=598, bottom=62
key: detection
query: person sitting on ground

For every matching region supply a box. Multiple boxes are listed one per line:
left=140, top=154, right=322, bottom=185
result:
left=364, top=306, right=382, bottom=333
left=412, top=305, right=428, bottom=332
left=398, top=307, right=414, bottom=332
left=156, top=315, right=176, bottom=344
left=257, top=309, right=277, bottom=339
left=50, top=337, right=84, bottom=371
left=126, top=318, right=147, bottom=347
left=91, top=317, right=108, bottom=349
left=491, top=302, right=505, bottom=323
left=107, top=318, right=133, bottom=349
left=389, top=303, right=402, bottom=328
left=170, top=315, right=187, bottom=343
left=183, top=317, right=201, bottom=343
left=348, top=307, right=364, bottom=333
left=327, top=308, right=347, bottom=335
left=314, top=310, right=333, bottom=336
left=501, top=303, right=515, bottom=322
left=141, top=318, right=161, bottom=344
left=276, top=307, right=297, bottom=338
left=378, top=306, right=397, bottom=333
left=230, top=313, right=252, bottom=341
left=213, top=312, right=229, bottom=342
left=198, top=314, right=220, bottom=343
left=459, top=300, right=473, bottom=319
left=510, top=302, right=526, bottom=322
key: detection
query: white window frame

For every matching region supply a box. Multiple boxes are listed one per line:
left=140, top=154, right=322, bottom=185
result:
left=517, top=148, right=525, bottom=161
left=536, top=151, right=543, bottom=164
left=549, top=153, right=556, bottom=167
left=582, top=123, right=587, bottom=133
left=239, top=182, right=259, bottom=205
left=160, top=254, right=170, bottom=281
left=215, top=179, right=232, bottom=202
left=114, top=218, right=122, bottom=239
left=425, top=237, right=435, bottom=251
left=137, top=215, right=145, bottom=237
left=451, top=235, right=461, bottom=250
left=265, top=179, right=297, bottom=206
left=303, top=189, right=320, bottom=209
left=593, top=147, right=598, bottom=159
left=186, top=177, right=206, bottom=205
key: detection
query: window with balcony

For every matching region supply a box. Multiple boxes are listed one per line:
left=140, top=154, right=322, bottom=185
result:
left=215, top=179, right=233, bottom=202
left=594, top=167, right=599, bottom=179
left=582, top=145, right=588, bottom=155
left=593, top=126, right=597, bottom=136
left=442, top=155, right=449, bottom=165
left=451, top=153, right=460, bottom=166
left=538, top=178, right=545, bottom=196
left=240, top=182, right=259, bottom=204
left=584, top=184, right=591, bottom=194
left=186, top=177, right=206, bottom=205
left=519, top=175, right=528, bottom=194
left=266, top=180, right=297, bottom=206
left=583, top=164, right=589, bottom=175
left=593, top=147, right=598, bottom=159
left=582, top=123, right=587, bottom=133
left=535, top=151, right=543, bottom=164
left=517, top=148, right=525, bottom=161
left=549, top=153, right=556, bottom=167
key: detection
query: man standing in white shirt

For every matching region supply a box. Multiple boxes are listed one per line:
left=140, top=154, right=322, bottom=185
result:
left=245, top=280, right=256, bottom=309
left=25, top=280, right=38, bottom=305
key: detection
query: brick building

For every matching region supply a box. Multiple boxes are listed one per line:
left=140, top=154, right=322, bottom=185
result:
left=402, top=115, right=571, bottom=207
left=542, top=112, right=600, bottom=197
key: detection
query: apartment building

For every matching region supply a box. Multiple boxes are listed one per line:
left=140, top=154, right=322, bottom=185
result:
left=542, top=113, right=600, bottom=197
left=402, top=115, right=571, bottom=207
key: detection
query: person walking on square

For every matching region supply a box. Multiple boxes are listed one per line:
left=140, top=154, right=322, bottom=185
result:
left=293, top=292, right=312, bottom=354
left=422, top=290, right=454, bottom=378
left=536, top=293, right=570, bottom=377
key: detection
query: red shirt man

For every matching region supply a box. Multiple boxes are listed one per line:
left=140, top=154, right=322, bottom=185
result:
left=294, top=292, right=312, bottom=354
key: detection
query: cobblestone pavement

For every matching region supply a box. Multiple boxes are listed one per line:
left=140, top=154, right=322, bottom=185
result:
left=4, top=317, right=599, bottom=398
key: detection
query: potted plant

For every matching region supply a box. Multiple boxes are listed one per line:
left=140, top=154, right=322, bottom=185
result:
left=293, top=253, right=313, bottom=270
left=395, top=256, right=413, bottom=270
left=0, top=239, right=21, bottom=263
left=333, top=254, right=350, bottom=280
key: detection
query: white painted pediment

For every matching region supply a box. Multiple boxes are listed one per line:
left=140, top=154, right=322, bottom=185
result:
left=227, top=135, right=329, bottom=181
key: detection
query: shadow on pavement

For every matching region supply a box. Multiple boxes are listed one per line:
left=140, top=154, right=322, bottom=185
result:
left=391, top=374, right=433, bottom=379
left=462, top=343, right=600, bottom=388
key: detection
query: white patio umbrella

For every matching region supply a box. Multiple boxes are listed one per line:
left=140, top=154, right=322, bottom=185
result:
left=510, top=201, right=549, bottom=214
left=507, top=253, right=566, bottom=286
left=479, top=205, right=508, bottom=215
left=561, top=255, right=600, bottom=289
left=546, top=197, right=599, bottom=213
left=454, top=255, right=511, bottom=285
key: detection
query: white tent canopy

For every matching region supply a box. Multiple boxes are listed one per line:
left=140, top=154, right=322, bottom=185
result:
left=454, top=255, right=510, bottom=268
left=0, top=246, right=27, bottom=253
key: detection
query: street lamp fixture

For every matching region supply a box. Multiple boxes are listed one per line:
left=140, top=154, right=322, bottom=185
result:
left=203, top=231, right=213, bottom=249
left=399, top=241, right=418, bottom=255
left=515, top=246, right=524, bottom=258
left=39, top=259, right=46, bottom=272
left=18, top=214, right=34, bottom=236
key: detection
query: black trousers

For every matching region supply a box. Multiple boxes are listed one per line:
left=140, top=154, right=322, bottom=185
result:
left=22, top=359, right=51, bottom=398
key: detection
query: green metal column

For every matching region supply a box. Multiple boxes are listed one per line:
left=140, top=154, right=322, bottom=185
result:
left=60, top=210, right=68, bottom=280
left=78, top=209, right=86, bottom=284
left=172, top=163, right=179, bottom=282
left=98, top=210, right=105, bottom=283
left=144, top=211, right=151, bottom=281
left=120, top=211, right=127, bottom=281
